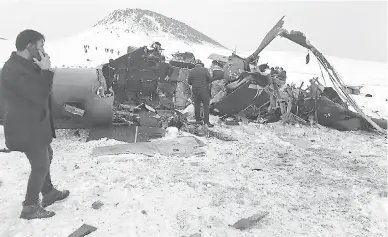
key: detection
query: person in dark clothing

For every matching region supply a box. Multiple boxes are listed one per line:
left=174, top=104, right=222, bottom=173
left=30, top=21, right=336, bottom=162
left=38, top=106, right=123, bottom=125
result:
left=210, top=60, right=224, bottom=81
left=151, top=42, right=163, bottom=53
left=148, top=42, right=163, bottom=60
left=157, top=56, right=176, bottom=101
left=0, top=30, right=70, bottom=220
left=102, top=59, right=115, bottom=92
left=158, top=56, right=174, bottom=81
left=188, top=59, right=214, bottom=127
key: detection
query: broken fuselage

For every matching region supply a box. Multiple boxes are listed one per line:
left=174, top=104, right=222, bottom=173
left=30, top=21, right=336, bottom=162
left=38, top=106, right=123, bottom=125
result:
left=0, top=46, right=163, bottom=129
left=0, top=66, right=114, bottom=129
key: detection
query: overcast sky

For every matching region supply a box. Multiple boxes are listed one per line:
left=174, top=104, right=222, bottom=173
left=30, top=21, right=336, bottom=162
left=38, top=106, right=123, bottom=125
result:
left=0, top=0, right=386, bottom=62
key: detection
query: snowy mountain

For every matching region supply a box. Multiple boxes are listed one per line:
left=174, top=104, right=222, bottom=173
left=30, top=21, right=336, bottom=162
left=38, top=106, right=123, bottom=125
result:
left=38, top=8, right=232, bottom=67
left=95, top=8, right=225, bottom=48
left=0, top=8, right=231, bottom=67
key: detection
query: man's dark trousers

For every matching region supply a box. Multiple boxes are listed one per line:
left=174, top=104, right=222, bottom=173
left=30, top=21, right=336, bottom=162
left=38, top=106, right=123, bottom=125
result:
left=193, top=89, right=210, bottom=123
left=23, top=145, right=54, bottom=206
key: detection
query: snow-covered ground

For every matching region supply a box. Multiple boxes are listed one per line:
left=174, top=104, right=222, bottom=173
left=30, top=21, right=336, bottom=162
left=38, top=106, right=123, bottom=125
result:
left=0, top=121, right=387, bottom=237
left=0, top=56, right=387, bottom=236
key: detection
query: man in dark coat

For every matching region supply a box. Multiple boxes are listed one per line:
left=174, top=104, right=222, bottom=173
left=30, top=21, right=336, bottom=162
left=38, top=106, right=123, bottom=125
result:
left=156, top=56, right=176, bottom=108
left=102, top=59, right=115, bottom=92
left=158, top=56, right=175, bottom=98
left=210, top=60, right=224, bottom=81
left=188, top=59, right=214, bottom=127
left=0, top=30, right=69, bottom=220
left=158, top=56, right=174, bottom=81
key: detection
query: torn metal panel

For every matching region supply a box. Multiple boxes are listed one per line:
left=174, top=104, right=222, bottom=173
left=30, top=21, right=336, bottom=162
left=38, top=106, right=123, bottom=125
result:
left=278, top=27, right=386, bottom=134
left=91, top=136, right=205, bottom=158
left=63, top=104, right=85, bottom=116
left=170, top=52, right=196, bottom=69
left=127, top=45, right=137, bottom=53
left=68, top=224, right=97, bottom=237
left=212, top=79, right=270, bottom=116
left=247, top=16, right=285, bottom=61
left=87, top=125, right=165, bottom=143
left=208, top=53, right=229, bottom=64
left=105, top=46, right=161, bottom=107
left=174, top=69, right=192, bottom=109
left=223, top=54, right=250, bottom=81
left=344, top=85, right=363, bottom=95
left=280, top=30, right=313, bottom=50
left=311, top=47, right=386, bottom=134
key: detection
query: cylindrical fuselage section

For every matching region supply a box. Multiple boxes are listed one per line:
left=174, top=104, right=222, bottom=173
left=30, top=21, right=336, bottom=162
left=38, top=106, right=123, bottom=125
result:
left=0, top=67, right=114, bottom=128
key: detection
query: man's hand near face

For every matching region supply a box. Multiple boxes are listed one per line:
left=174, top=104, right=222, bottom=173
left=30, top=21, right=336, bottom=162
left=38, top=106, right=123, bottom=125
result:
left=33, top=51, right=51, bottom=70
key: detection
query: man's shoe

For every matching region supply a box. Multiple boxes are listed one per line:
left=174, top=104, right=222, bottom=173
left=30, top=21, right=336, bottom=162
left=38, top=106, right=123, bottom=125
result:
left=20, top=204, right=55, bottom=220
left=205, top=122, right=214, bottom=128
left=42, top=189, right=70, bottom=208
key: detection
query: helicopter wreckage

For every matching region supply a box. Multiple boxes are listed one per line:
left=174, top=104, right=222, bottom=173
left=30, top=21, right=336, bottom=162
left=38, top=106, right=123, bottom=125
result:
left=0, top=16, right=386, bottom=146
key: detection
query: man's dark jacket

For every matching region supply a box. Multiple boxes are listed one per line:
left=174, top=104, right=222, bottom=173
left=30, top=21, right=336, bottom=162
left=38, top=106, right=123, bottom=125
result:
left=0, top=52, right=56, bottom=152
left=102, top=64, right=115, bottom=89
left=187, top=65, right=212, bottom=91
left=158, top=62, right=174, bottom=81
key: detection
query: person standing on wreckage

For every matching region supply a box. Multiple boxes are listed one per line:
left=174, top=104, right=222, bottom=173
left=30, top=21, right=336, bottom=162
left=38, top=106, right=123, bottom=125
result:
left=157, top=56, right=175, bottom=100
left=102, top=59, right=115, bottom=94
left=0, top=30, right=70, bottom=220
left=188, top=59, right=214, bottom=127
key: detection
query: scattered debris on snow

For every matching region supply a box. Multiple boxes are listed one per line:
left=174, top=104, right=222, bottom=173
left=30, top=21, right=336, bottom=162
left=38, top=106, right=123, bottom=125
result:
left=68, top=224, right=97, bottom=237
left=91, top=201, right=104, bottom=210
left=91, top=136, right=206, bottom=158
left=230, top=212, right=269, bottom=230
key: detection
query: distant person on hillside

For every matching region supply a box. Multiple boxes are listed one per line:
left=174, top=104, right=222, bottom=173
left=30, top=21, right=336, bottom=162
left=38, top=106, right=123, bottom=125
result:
left=0, top=29, right=70, bottom=220
left=188, top=59, right=214, bottom=127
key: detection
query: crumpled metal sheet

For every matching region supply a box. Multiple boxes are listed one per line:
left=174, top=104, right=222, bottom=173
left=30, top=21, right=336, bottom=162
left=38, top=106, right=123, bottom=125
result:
left=91, top=136, right=206, bottom=158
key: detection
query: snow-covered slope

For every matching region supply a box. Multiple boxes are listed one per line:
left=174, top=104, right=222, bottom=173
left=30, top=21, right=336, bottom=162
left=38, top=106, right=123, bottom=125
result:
left=0, top=8, right=231, bottom=68
left=95, top=8, right=225, bottom=48
left=42, top=8, right=231, bottom=68
left=44, top=28, right=231, bottom=68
